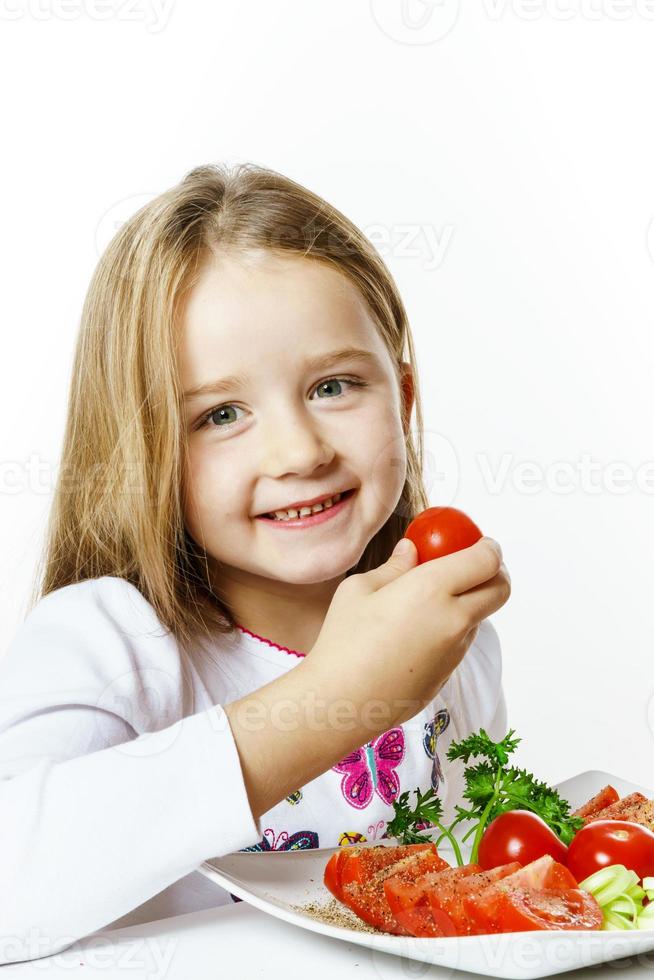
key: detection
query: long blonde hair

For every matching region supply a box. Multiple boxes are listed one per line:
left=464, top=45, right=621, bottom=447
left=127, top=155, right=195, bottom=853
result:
left=31, top=163, right=430, bottom=656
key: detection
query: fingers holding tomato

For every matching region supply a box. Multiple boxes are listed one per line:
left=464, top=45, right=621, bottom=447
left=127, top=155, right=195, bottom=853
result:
left=403, top=507, right=507, bottom=605
left=404, top=507, right=483, bottom=563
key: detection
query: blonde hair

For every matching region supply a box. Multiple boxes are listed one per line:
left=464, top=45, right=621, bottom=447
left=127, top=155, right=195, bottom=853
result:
left=30, top=162, right=430, bottom=656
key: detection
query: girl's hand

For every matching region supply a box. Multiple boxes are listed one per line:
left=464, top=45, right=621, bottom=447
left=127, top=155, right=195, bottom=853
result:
left=307, top=536, right=511, bottom=732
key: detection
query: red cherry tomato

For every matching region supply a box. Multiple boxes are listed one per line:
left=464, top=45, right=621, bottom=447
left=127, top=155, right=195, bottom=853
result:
left=404, top=507, right=483, bottom=564
left=566, top=820, right=654, bottom=882
left=478, top=811, right=569, bottom=871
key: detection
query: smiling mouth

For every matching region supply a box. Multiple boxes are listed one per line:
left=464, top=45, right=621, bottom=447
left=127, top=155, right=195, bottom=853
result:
left=256, top=488, right=357, bottom=523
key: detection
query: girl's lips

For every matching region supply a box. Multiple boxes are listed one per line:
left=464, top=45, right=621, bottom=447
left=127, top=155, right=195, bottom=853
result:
left=255, top=488, right=356, bottom=529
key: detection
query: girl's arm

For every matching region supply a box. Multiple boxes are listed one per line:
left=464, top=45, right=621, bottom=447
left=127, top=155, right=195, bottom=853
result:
left=0, top=578, right=265, bottom=965
left=223, top=660, right=379, bottom=819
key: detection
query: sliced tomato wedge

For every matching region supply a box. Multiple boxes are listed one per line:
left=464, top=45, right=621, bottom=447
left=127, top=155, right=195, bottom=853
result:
left=464, top=857, right=602, bottom=934
left=323, top=851, right=347, bottom=900
left=425, top=862, right=523, bottom=937
left=340, top=842, right=438, bottom=890
left=342, top=848, right=448, bottom=934
left=573, top=785, right=620, bottom=820
left=323, top=842, right=437, bottom=901
left=496, top=854, right=577, bottom=891
left=384, top=864, right=480, bottom=937
left=467, top=886, right=603, bottom=933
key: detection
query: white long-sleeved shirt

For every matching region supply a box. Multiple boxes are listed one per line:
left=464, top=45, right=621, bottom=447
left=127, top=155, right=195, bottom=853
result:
left=0, top=575, right=507, bottom=964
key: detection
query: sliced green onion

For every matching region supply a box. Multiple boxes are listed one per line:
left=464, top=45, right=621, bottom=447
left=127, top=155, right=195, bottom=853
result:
left=597, top=870, right=640, bottom=907
left=626, top=883, right=647, bottom=903
left=637, top=906, right=654, bottom=929
left=642, top=877, right=654, bottom=902
left=607, top=894, right=638, bottom=920
left=579, top=865, right=639, bottom=907
left=577, top=864, right=654, bottom=931
left=603, top=910, right=637, bottom=931
left=578, top=866, right=622, bottom=894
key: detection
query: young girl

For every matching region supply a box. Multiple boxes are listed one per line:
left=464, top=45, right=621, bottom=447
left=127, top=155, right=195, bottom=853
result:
left=0, top=163, right=511, bottom=963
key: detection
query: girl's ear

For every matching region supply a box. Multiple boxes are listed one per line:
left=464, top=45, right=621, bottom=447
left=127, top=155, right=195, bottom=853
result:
left=399, top=361, right=415, bottom=434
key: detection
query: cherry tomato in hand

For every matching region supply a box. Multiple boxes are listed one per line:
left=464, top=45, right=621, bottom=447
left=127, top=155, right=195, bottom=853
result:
left=478, top=810, right=569, bottom=871
left=566, top=820, right=654, bottom=882
left=404, top=507, right=483, bottom=564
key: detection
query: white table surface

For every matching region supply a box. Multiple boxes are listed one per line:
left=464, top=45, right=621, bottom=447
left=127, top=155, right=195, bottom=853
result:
left=3, top=901, right=654, bottom=980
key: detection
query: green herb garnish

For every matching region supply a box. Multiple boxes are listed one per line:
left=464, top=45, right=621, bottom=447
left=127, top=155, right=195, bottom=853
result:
left=386, top=785, right=463, bottom=866
left=386, top=727, right=584, bottom=866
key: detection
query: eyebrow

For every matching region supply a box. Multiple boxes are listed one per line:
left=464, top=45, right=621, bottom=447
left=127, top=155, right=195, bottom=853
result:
left=183, top=347, right=382, bottom=401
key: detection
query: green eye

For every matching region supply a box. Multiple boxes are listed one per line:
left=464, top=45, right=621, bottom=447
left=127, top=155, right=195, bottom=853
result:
left=196, top=377, right=368, bottom=432
left=316, top=379, right=346, bottom=398
left=212, top=406, right=240, bottom=425
left=198, top=404, right=244, bottom=429
left=313, top=377, right=369, bottom=400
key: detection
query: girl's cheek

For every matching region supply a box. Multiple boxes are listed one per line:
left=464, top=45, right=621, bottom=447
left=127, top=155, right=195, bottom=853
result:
left=367, top=417, right=408, bottom=515
left=186, top=437, right=257, bottom=523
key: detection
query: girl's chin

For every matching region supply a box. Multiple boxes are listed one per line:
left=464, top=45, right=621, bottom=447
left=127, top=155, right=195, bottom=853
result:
left=256, top=549, right=361, bottom=585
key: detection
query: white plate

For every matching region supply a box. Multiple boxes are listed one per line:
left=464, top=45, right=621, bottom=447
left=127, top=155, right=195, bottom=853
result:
left=200, top=770, right=654, bottom=979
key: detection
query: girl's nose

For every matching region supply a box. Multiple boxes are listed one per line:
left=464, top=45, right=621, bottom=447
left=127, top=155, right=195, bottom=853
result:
left=258, top=408, right=335, bottom=478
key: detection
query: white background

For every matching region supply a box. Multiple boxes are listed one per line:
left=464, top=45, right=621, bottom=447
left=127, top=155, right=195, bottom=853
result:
left=1, top=1, right=652, bottom=791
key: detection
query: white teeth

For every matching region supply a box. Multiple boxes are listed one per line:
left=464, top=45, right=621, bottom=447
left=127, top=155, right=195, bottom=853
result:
left=269, top=492, right=342, bottom=521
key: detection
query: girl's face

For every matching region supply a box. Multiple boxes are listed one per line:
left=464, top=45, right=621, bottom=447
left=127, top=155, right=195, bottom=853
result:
left=177, top=249, right=413, bottom=600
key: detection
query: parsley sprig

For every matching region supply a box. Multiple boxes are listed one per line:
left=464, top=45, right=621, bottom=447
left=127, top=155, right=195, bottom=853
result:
left=385, top=786, right=463, bottom=866
left=386, top=727, right=584, bottom=866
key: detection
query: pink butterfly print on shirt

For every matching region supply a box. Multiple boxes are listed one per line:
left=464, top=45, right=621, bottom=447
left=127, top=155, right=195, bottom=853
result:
left=332, top=727, right=405, bottom=810
left=368, top=819, right=388, bottom=841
